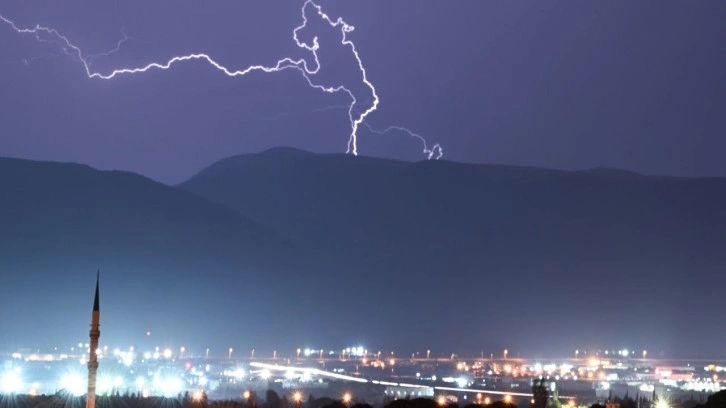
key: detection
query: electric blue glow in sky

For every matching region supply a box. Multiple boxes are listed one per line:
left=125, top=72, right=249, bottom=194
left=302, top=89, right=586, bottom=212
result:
left=0, top=1, right=442, bottom=159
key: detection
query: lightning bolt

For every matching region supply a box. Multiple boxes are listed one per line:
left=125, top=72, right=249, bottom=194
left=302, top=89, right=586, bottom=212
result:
left=86, top=27, right=129, bottom=66
left=362, top=122, right=444, bottom=160
left=0, top=1, right=442, bottom=160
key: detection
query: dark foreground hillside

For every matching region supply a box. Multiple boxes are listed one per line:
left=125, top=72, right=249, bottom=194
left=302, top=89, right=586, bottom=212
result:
left=0, top=391, right=722, bottom=408
left=181, top=148, right=726, bottom=355
left=0, top=157, right=306, bottom=350
left=3, top=150, right=726, bottom=355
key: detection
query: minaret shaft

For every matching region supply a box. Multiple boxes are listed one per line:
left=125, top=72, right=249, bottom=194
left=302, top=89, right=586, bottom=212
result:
left=87, top=274, right=100, bottom=408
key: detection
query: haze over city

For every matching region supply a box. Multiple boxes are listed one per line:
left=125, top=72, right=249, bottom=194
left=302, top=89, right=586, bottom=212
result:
left=0, top=1, right=725, bottom=407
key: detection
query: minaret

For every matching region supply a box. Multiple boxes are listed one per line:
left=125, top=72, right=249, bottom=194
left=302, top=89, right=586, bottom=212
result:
left=87, top=272, right=100, bottom=408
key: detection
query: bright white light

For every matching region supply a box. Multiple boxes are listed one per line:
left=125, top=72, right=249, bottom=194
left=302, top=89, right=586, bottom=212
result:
left=250, top=362, right=368, bottom=384
left=639, top=384, right=655, bottom=392
left=98, top=376, right=114, bottom=394
left=163, top=349, right=173, bottom=359
left=161, top=377, right=183, bottom=397
left=113, top=376, right=124, bottom=388
left=121, top=352, right=134, bottom=366
left=135, top=377, right=146, bottom=389
left=60, top=373, right=86, bottom=396
left=193, top=390, right=204, bottom=401
left=456, top=378, right=468, bottom=388
left=260, top=369, right=271, bottom=379
left=143, top=352, right=151, bottom=360
left=655, top=399, right=670, bottom=408
left=1, top=370, right=23, bottom=394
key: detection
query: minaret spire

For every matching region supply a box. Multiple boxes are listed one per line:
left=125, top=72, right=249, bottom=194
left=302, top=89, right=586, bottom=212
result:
left=93, top=271, right=100, bottom=312
left=87, top=271, right=100, bottom=408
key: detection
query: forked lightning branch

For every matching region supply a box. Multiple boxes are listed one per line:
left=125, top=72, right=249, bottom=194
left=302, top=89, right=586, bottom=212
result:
left=0, top=1, right=443, bottom=159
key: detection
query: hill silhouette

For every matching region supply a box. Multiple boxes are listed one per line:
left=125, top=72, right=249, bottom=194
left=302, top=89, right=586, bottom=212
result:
left=180, top=148, right=726, bottom=355
left=0, top=157, right=305, bottom=351
left=2, top=150, right=726, bottom=355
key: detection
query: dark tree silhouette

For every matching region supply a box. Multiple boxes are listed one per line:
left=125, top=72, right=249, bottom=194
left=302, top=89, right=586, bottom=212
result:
left=694, top=389, right=726, bottom=408
left=531, top=378, right=548, bottom=408
left=488, top=401, right=517, bottom=408
left=265, top=390, right=281, bottom=408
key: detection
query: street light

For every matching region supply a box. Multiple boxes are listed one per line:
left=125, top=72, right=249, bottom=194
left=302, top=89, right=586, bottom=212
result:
left=655, top=399, right=670, bottom=408
left=503, top=349, right=508, bottom=360
left=437, top=396, right=446, bottom=406
left=293, top=392, right=303, bottom=404
left=228, top=348, right=234, bottom=359
left=192, top=390, right=204, bottom=402
left=342, top=393, right=352, bottom=404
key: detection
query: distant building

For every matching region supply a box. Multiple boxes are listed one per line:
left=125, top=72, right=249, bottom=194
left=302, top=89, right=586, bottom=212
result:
left=384, top=385, right=434, bottom=398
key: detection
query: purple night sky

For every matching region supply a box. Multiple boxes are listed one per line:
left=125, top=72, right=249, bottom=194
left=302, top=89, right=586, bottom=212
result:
left=1, top=0, right=725, bottom=184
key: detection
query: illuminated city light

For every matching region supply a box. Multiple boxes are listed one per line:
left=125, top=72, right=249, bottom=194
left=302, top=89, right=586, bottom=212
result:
left=193, top=390, right=204, bottom=401
left=60, top=373, right=86, bottom=396
left=293, top=391, right=303, bottom=403
left=655, top=399, right=670, bottom=408
left=250, top=362, right=369, bottom=383
left=98, top=375, right=114, bottom=394
left=161, top=377, right=183, bottom=397
left=1, top=369, right=23, bottom=394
